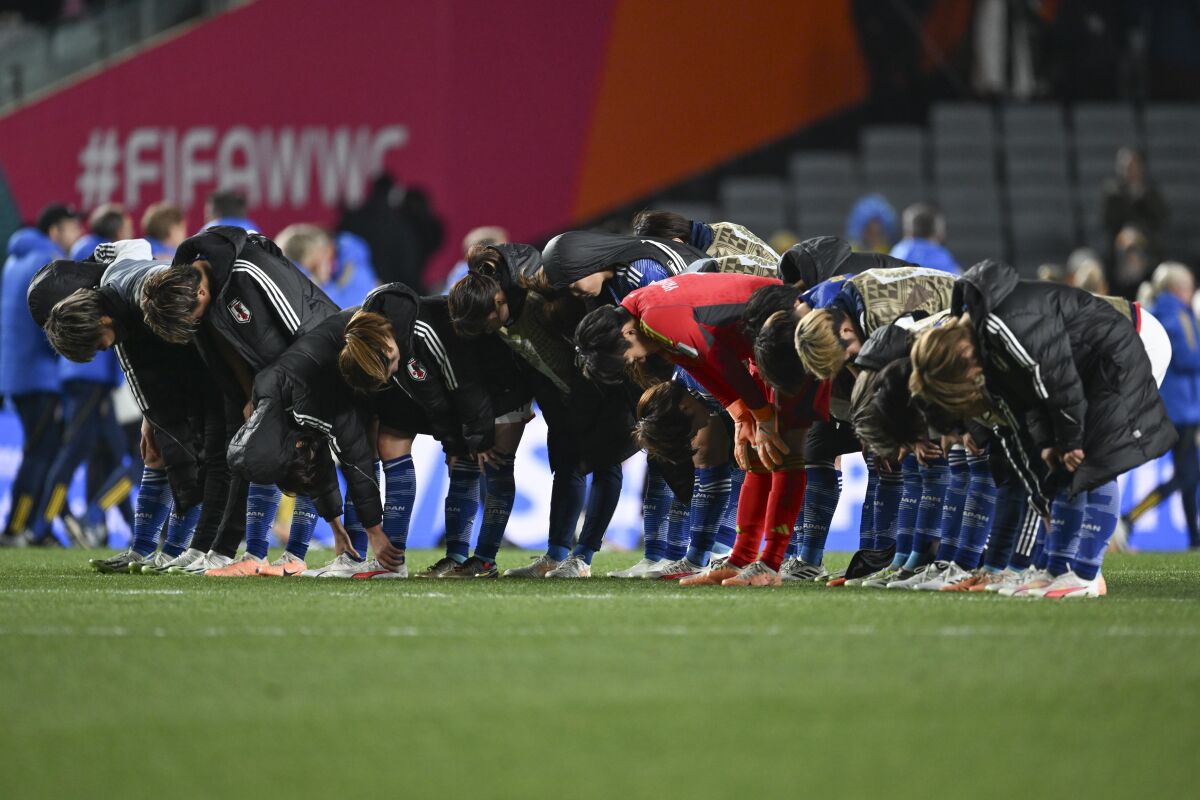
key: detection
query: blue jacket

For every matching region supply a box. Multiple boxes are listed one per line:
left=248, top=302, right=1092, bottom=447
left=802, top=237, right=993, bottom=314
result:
left=1150, top=292, right=1200, bottom=424
left=800, top=274, right=853, bottom=309
left=323, top=232, right=379, bottom=310
left=889, top=238, right=960, bottom=275
left=55, top=235, right=123, bottom=385
left=144, top=237, right=176, bottom=260
left=0, top=228, right=63, bottom=396
left=203, top=217, right=259, bottom=234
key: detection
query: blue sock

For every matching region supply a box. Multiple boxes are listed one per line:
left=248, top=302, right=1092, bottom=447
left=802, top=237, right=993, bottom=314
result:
left=893, top=455, right=921, bottom=566
left=574, top=464, right=623, bottom=563
left=444, top=460, right=481, bottom=562
left=957, top=453, right=997, bottom=569
left=984, top=484, right=1027, bottom=571
left=383, top=455, right=416, bottom=549
left=685, top=464, right=731, bottom=566
left=1075, top=480, right=1119, bottom=580
left=713, top=467, right=745, bottom=554
left=476, top=458, right=516, bottom=562
left=801, top=464, right=841, bottom=566
left=162, top=503, right=201, bottom=557
left=343, top=494, right=368, bottom=562
left=935, top=449, right=969, bottom=563
left=547, top=468, right=586, bottom=561
left=787, top=517, right=803, bottom=559
left=245, top=483, right=282, bottom=560
left=131, top=468, right=172, bottom=556
left=904, top=458, right=948, bottom=570
left=663, top=495, right=691, bottom=561
left=642, top=466, right=673, bottom=562
left=872, top=469, right=903, bottom=552
left=286, top=495, right=319, bottom=559
left=858, top=464, right=877, bottom=550
left=1046, top=490, right=1086, bottom=576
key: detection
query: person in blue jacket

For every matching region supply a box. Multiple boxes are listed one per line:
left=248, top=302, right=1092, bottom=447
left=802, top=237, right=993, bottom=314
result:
left=1122, top=263, right=1200, bottom=548
left=0, top=204, right=83, bottom=544
left=276, top=223, right=379, bottom=310
left=889, top=203, right=961, bottom=275
left=69, top=204, right=133, bottom=262
left=201, top=189, right=258, bottom=233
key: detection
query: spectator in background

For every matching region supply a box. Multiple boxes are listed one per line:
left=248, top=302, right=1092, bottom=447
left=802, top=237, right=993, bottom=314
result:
left=845, top=193, right=897, bottom=254
left=0, top=203, right=82, bottom=545
left=338, top=173, right=441, bottom=292
left=276, top=223, right=379, bottom=310
left=1066, top=246, right=1103, bottom=286
left=70, top=203, right=133, bottom=260
left=1121, top=263, right=1200, bottom=549
left=203, top=189, right=259, bottom=232
left=889, top=203, right=960, bottom=274
left=1102, top=147, right=1168, bottom=261
left=141, top=202, right=187, bottom=259
left=442, top=225, right=508, bottom=292
left=1110, top=225, right=1153, bottom=298
left=1075, top=257, right=1111, bottom=295
left=1038, top=262, right=1067, bottom=283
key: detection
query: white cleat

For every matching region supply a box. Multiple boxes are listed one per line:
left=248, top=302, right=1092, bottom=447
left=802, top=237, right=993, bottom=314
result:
left=644, top=557, right=706, bottom=580
left=607, top=557, right=666, bottom=579
left=1038, top=569, right=1105, bottom=599
left=545, top=554, right=591, bottom=578
left=352, top=558, right=409, bottom=579
left=169, top=551, right=233, bottom=576
left=154, top=547, right=205, bottom=574
left=503, top=554, right=561, bottom=578
left=135, top=551, right=174, bottom=574
left=860, top=566, right=902, bottom=588
left=89, top=548, right=150, bottom=574
left=780, top=558, right=830, bottom=582
left=302, top=552, right=368, bottom=578
left=916, top=561, right=970, bottom=591
left=1003, top=568, right=1056, bottom=597
left=887, top=562, right=944, bottom=590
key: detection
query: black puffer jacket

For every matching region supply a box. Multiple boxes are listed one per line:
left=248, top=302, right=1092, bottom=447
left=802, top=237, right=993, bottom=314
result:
left=228, top=309, right=382, bottom=527
left=778, top=236, right=915, bottom=288
left=954, top=259, right=1175, bottom=497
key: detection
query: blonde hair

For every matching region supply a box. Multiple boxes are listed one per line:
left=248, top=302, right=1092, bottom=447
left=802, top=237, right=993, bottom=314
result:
left=1152, top=261, right=1193, bottom=296
left=140, top=202, right=184, bottom=241
left=276, top=223, right=331, bottom=265
left=794, top=309, right=846, bottom=380
left=339, top=310, right=395, bottom=392
left=908, top=317, right=987, bottom=418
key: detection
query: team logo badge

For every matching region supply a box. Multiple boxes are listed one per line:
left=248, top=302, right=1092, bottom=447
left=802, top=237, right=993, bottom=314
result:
left=406, top=358, right=427, bottom=381
left=228, top=299, right=252, bottom=323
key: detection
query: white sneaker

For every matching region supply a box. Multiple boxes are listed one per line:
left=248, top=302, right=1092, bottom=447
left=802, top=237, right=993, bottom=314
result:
left=1036, top=569, right=1104, bottom=599
left=504, top=554, right=561, bottom=578
left=352, top=558, right=409, bottom=579
left=607, top=557, right=665, bottom=578
left=302, top=552, right=367, bottom=578
left=545, top=554, right=591, bottom=578
left=887, top=562, right=944, bottom=590
left=780, top=558, right=830, bottom=582
left=916, top=562, right=969, bottom=591
left=169, top=551, right=233, bottom=576
left=89, top=548, right=150, bottom=574
left=643, top=557, right=705, bottom=580
left=156, top=547, right=204, bottom=574
left=1003, top=568, right=1055, bottom=597
left=135, top=551, right=173, bottom=574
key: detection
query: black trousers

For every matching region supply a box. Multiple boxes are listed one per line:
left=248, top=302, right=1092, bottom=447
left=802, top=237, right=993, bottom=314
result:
left=1126, top=423, right=1200, bottom=546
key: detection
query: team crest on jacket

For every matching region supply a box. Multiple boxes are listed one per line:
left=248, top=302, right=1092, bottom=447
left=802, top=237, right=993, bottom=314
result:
left=406, top=358, right=427, bottom=381
left=228, top=299, right=252, bottom=323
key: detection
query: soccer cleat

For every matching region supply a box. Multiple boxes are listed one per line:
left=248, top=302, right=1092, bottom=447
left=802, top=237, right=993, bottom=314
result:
left=170, top=551, right=233, bottom=576
left=503, top=554, right=561, bottom=578
left=781, top=558, right=829, bottom=582
left=720, top=561, right=782, bottom=587
left=302, top=552, right=368, bottom=578
left=860, top=566, right=901, bottom=588
left=917, top=562, right=969, bottom=591
left=352, top=557, right=410, bottom=579
left=986, top=568, right=1029, bottom=593
left=545, top=554, right=591, bottom=578
left=204, top=553, right=267, bottom=577
left=415, top=556, right=462, bottom=579
left=1002, top=568, right=1056, bottom=597
left=62, top=515, right=90, bottom=549
left=444, top=556, right=498, bottom=579
left=133, top=551, right=173, bottom=574
left=257, top=552, right=308, bottom=577
left=941, top=568, right=986, bottom=591
left=89, top=549, right=150, bottom=574
left=645, top=557, right=706, bottom=580
left=607, top=557, right=666, bottom=579
left=969, top=569, right=1015, bottom=592
left=149, top=547, right=204, bottom=574
left=886, top=563, right=941, bottom=590
left=680, top=560, right=740, bottom=586
left=1039, top=569, right=1105, bottom=599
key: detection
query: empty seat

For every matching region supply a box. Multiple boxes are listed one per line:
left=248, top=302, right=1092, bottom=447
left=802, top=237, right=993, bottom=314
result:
left=789, top=152, right=860, bottom=189
left=932, top=103, right=996, bottom=149
left=719, top=177, right=788, bottom=235
left=1002, top=103, right=1068, bottom=146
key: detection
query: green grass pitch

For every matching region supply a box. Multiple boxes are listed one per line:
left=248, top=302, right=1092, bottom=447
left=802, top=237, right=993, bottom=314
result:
left=1, top=548, right=1198, bottom=799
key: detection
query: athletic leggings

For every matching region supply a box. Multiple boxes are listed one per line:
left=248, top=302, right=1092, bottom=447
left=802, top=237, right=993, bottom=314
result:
left=4, top=392, right=62, bottom=537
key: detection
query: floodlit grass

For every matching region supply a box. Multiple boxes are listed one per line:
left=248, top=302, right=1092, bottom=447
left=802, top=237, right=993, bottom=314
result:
left=1, top=548, right=1198, bottom=799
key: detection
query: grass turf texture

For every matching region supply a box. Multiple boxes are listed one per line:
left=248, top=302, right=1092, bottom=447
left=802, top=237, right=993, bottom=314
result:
left=1, top=549, right=1198, bottom=799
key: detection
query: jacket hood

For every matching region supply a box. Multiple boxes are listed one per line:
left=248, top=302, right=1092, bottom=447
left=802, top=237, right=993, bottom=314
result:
left=540, top=231, right=704, bottom=289
left=952, top=259, right=1020, bottom=320
left=490, top=243, right=542, bottom=289
left=172, top=225, right=250, bottom=283
left=26, top=259, right=106, bottom=327
left=6, top=227, right=53, bottom=259
left=778, top=236, right=852, bottom=288
left=361, top=282, right=421, bottom=350
left=854, top=323, right=910, bottom=372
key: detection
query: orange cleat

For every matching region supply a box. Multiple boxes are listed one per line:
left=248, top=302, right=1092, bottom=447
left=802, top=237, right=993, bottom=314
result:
left=205, top=553, right=267, bottom=577
left=257, top=553, right=308, bottom=577
left=720, top=561, right=783, bottom=587
left=679, top=564, right=740, bottom=586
